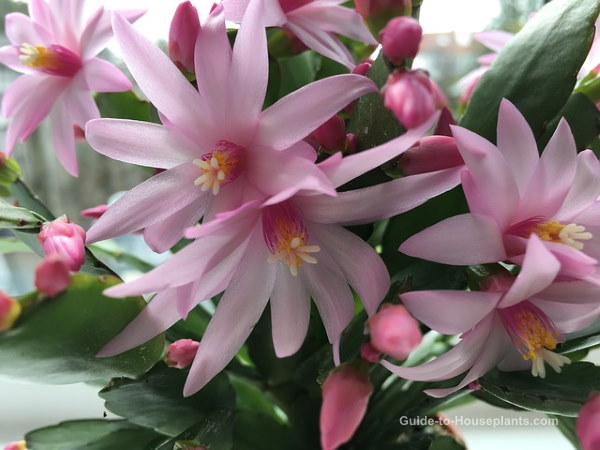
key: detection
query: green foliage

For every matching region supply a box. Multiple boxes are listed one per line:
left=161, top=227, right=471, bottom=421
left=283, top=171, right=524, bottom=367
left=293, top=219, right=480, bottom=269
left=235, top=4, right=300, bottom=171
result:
left=0, top=198, right=45, bottom=229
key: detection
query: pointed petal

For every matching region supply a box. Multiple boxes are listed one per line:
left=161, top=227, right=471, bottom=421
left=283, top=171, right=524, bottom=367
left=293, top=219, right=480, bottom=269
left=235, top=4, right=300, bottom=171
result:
left=83, top=58, right=132, bottom=92
left=97, top=287, right=183, bottom=357
left=2, top=74, right=44, bottom=117
left=288, top=4, right=377, bottom=44
left=184, top=236, right=277, bottom=396
left=323, top=113, right=437, bottom=188
left=300, top=167, right=462, bottom=225
left=286, top=21, right=355, bottom=69
left=473, top=30, right=513, bottom=52
left=81, top=8, right=146, bottom=59
left=533, top=299, right=600, bottom=334
left=5, top=13, right=41, bottom=46
left=63, top=83, right=100, bottom=129
left=185, top=199, right=262, bottom=240
left=111, top=13, right=210, bottom=143
left=557, top=150, right=600, bottom=221
left=401, top=290, right=501, bottom=334
left=310, top=223, right=389, bottom=316
left=538, top=280, right=600, bottom=305
left=86, top=163, right=200, bottom=243
left=86, top=119, right=197, bottom=169
left=271, top=265, right=311, bottom=358
left=498, top=235, right=561, bottom=308
left=496, top=99, right=539, bottom=194
left=399, top=213, right=506, bottom=265
left=49, top=97, right=78, bottom=176
left=0, top=45, right=29, bottom=73
left=223, top=0, right=286, bottom=25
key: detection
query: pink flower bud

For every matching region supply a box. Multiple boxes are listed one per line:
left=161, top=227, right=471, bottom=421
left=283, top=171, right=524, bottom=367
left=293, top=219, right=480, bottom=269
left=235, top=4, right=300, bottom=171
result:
left=399, top=135, right=463, bottom=175
left=382, top=69, right=438, bottom=129
left=320, top=364, right=372, bottom=450
left=577, top=393, right=600, bottom=450
left=165, top=339, right=200, bottom=368
left=37, top=216, right=86, bottom=272
left=352, top=60, right=373, bottom=77
left=168, top=1, right=201, bottom=73
left=380, top=17, right=422, bottom=64
left=0, top=291, right=21, bottom=332
left=311, top=115, right=347, bottom=153
left=80, top=204, right=108, bottom=220
left=345, top=133, right=357, bottom=153
left=35, top=255, right=71, bottom=297
left=359, top=342, right=381, bottom=363
left=368, top=304, right=422, bottom=360
left=3, top=441, right=27, bottom=450
left=468, top=381, right=481, bottom=391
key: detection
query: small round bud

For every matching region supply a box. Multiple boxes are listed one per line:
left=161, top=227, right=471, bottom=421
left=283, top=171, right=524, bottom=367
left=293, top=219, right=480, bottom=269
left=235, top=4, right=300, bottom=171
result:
left=380, top=17, right=422, bottom=64
left=368, top=304, right=422, bottom=360
left=165, top=339, right=200, bottom=369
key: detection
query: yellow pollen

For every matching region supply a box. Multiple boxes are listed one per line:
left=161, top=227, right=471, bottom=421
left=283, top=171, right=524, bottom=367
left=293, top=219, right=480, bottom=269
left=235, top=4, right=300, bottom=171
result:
left=533, top=220, right=592, bottom=250
left=266, top=218, right=320, bottom=276
left=19, top=43, right=58, bottom=69
left=193, top=153, right=231, bottom=195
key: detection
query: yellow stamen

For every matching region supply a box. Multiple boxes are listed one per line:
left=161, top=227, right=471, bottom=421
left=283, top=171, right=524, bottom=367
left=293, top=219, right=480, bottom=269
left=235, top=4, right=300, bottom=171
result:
left=19, top=43, right=57, bottom=69
left=533, top=220, right=592, bottom=250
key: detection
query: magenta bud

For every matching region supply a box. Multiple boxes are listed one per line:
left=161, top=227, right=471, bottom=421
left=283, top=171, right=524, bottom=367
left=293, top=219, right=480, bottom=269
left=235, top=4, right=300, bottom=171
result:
left=3, top=442, right=27, bottom=450
left=355, top=0, right=412, bottom=35
left=352, top=60, right=373, bottom=77
left=359, top=342, right=381, bottom=363
left=35, top=255, right=71, bottom=297
left=380, top=17, right=422, bottom=64
left=400, top=135, right=463, bottom=175
left=168, top=1, right=201, bottom=74
left=165, top=339, right=200, bottom=369
left=37, top=216, right=86, bottom=272
left=345, top=133, right=357, bottom=153
left=468, top=381, right=481, bottom=391
left=0, top=291, right=21, bottom=332
left=577, top=393, right=600, bottom=450
left=368, top=304, right=422, bottom=360
left=311, top=115, right=347, bottom=153
left=320, top=364, right=372, bottom=450
left=80, top=204, right=109, bottom=220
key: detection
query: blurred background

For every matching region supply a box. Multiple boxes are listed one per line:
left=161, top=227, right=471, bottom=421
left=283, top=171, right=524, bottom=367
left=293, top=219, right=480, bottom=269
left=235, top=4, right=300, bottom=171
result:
left=0, top=0, right=579, bottom=448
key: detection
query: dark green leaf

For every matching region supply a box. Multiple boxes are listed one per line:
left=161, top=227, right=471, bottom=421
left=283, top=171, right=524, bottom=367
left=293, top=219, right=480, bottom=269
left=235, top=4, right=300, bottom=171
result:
left=558, top=317, right=600, bottom=354
left=154, top=410, right=234, bottom=450
left=461, top=0, right=600, bottom=142
left=0, top=273, right=164, bottom=383
left=550, top=415, right=582, bottom=450
left=233, top=411, right=302, bottom=450
left=277, top=52, right=319, bottom=98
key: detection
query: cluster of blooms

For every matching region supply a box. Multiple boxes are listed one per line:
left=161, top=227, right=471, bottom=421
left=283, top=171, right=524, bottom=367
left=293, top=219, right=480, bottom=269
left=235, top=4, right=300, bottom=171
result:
left=2, top=0, right=600, bottom=449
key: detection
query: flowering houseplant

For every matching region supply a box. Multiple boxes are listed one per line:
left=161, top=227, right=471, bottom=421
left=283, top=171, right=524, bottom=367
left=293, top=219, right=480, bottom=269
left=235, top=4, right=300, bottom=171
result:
left=1, top=0, right=600, bottom=449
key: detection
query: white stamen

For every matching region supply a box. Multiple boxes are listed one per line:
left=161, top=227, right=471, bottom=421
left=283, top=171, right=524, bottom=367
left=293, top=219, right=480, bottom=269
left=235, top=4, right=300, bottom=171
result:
left=559, top=223, right=592, bottom=250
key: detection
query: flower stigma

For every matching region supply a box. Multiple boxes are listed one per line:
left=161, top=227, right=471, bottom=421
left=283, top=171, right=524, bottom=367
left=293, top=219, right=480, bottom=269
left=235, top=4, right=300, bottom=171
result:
left=193, top=140, right=244, bottom=195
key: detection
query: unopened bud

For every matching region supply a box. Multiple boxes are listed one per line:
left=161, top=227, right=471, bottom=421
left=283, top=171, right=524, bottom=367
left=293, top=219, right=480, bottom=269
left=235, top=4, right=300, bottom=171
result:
left=468, top=381, right=481, bottom=391
left=165, top=339, right=200, bottom=369
left=80, top=204, right=108, bottom=220
left=169, top=1, right=201, bottom=74
left=359, top=342, right=381, bottom=363
left=35, top=255, right=71, bottom=297
left=37, top=216, right=86, bottom=272
left=343, top=61, right=373, bottom=114
left=311, top=115, right=347, bottom=153
left=380, top=17, right=422, bottom=64
left=577, top=393, right=600, bottom=450
left=345, top=133, right=357, bottom=153
left=3, top=441, right=27, bottom=450
left=368, top=304, right=422, bottom=360
left=0, top=152, right=22, bottom=185
left=399, top=135, right=463, bottom=175
left=320, top=364, right=372, bottom=450
left=0, top=291, right=21, bottom=332
left=355, top=0, right=412, bottom=36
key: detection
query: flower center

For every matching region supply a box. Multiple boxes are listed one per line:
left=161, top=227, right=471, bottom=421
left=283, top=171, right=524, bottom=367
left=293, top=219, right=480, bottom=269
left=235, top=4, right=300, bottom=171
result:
left=262, top=202, right=320, bottom=276
left=19, top=43, right=81, bottom=77
left=533, top=220, right=592, bottom=250
left=498, top=301, right=570, bottom=378
left=193, top=140, right=244, bottom=195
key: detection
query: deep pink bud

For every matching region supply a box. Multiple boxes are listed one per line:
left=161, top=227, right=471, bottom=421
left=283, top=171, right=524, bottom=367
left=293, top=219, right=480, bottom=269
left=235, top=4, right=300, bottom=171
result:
left=3, top=441, right=27, bottom=450
left=368, top=304, right=422, bottom=360
left=311, top=115, right=347, bottom=153
left=345, top=133, right=357, bottom=153
left=320, top=365, right=372, bottom=450
left=165, top=339, right=200, bottom=368
left=468, top=381, right=481, bottom=391
left=380, top=17, right=422, bottom=64
left=399, top=135, right=463, bottom=175
left=168, top=1, right=201, bottom=73
left=352, top=60, right=373, bottom=77
left=355, top=0, right=412, bottom=36
left=0, top=291, right=21, bottom=332
left=35, top=255, right=71, bottom=297
left=80, top=204, right=109, bottom=220
left=37, top=216, right=86, bottom=272
left=383, top=69, right=438, bottom=129
left=577, top=393, right=600, bottom=450
left=359, top=342, right=381, bottom=363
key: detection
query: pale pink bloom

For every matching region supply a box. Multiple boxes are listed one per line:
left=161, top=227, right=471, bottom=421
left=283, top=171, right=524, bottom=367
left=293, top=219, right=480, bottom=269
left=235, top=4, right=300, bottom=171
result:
left=0, top=0, right=144, bottom=176
left=38, top=216, right=86, bottom=271
left=96, top=115, right=464, bottom=396
left=385, top=236, right=600, bottom=397
left=0, top=291, right=21, bottom=332
left=577, top=392, right=600, bottom=450
left=368, top=304, right=422, bottom=360
left=380, top=16, right=422, bottom=64
left=85, top=2, right=377, bottom=253
left=165, top=339, right=200, bottom=369
left=222, top=0, right=377, bottom=69
left=168, top=1, right=201, bottom=73
left=35, top=255, right=71, bottom=297
left=401, top=99, right=600, bottom=282
left=320, top=365, right=372, bottom=450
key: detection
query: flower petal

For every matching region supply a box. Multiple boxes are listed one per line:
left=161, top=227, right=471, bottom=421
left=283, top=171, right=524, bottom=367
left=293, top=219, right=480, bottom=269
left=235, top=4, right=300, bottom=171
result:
left=473, top=30, right=513, bottom=52
left=63, top=82, right=100, bottom=129
left=5, top=13, right=41, bottom=46
left=0, top=45, right=30, bottom=73
left=86, top=163, right=200, bottom=243
left=184, top=234, right=277, bottom=396
left=557, top=150, right=600, bottom=221
left=538, top=280, right=600, bottom=305
left=49, top=97, right=78, bottom=176
left=534, top=299, right=600, bottom=334
left=399, top=213, right=506, bottom=265
left=83, top=58, right=132, bottom=92
left=270, top=265, right=311, bottom=358
left=86, top=119, right=197, bottom=169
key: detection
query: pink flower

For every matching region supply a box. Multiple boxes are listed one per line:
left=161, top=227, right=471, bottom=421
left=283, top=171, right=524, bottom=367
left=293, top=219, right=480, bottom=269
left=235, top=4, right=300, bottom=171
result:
left=165, top=339, right=200, bottom=369
left=320, top=364, right=372, bottom=450
left=35, top=255, right=72, bottom=297
left=168, top=1, right=201, bottom=73
left=385, top=236, right=600, bottom=397
left=380, top=17, right=422, bottom=64
left=0, top=291, right=21, bottom=332
left=401, top=99, right=600, bottom=282
left=0, top=0, right=144, bottom=176
left=95, top=115, right=464, bottom=396
left=368, top=304, right=422, bottom=360
left=577, top=392, right=600, bottom=450
left=85, top=2, right=377, bottom=253
left=222, top=0, right=377, bottom=69
left=37, top=216, right=86, bottom=271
